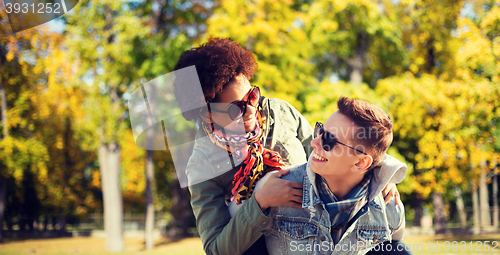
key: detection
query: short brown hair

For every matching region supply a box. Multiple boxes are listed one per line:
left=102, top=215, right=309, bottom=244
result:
left=174, top=37, right=257, bottom=121
left=337, top=97, right=393, bottom=170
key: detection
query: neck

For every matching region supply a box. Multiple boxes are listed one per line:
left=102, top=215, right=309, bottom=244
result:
left=321, top=172, right=365, bottom=200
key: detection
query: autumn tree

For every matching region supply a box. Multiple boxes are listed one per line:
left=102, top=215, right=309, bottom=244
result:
left=304, top=0, right=407, bottom=86
left=371, top=0, right=500, bottom=233
left=398, top=0, right=463, bottom=78
left=130, top=0, right=213, bottom=245
left=64, top=0, right=152, bottom=251
left=205, top=0, right=317, bottom=111
left=1, top=4, right=95, bottom=241
left=456, top=0, right=500, bottom=229
left=376, top=74, right=499, bottom=232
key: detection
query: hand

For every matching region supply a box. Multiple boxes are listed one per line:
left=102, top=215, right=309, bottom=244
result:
left=382, top=183, right=400, bottom=205
left=254, top=169, right=303, bottom=212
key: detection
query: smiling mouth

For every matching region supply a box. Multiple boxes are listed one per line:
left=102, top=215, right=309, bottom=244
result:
left=313, top=153, right=328, bottom=162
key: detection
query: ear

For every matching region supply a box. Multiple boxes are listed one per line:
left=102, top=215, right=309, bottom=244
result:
left=352, top=155, right=373, bottom=172
left=201, top=103, right=214, bottom=124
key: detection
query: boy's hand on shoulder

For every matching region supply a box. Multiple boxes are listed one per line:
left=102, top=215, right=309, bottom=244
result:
left=254, top=169, right=303, bottom=212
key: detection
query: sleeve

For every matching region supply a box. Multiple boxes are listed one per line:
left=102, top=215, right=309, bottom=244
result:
left=391, top=197, right=405, bottom=241
left=188, top=169, right=273, bottom=255
left=296, top=109, right=313, bottom=159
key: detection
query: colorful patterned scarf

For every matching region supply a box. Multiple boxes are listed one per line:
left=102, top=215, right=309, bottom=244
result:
left=202, top=106, right=285, bottom=205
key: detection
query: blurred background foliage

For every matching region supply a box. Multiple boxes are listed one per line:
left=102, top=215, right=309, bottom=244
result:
left=0, top=0, right=499, bottom=240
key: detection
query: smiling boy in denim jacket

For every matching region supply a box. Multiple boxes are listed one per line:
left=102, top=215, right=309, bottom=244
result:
left=263, top=97, right=411, bottom=255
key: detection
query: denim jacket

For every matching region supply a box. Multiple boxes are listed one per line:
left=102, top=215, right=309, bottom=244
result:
left=264, top=154, right=407, bottom=255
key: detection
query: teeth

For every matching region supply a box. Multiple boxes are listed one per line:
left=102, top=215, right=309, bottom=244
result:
left=313, top=153, right=327, bottom=161
left=243, top=119, right=253, bottom=124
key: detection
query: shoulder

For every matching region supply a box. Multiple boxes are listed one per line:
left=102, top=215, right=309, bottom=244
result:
left=188, top=135, right=212, bottom=164
left=366, top=195, right=404, bottom=232
left=189, top=126, right=230, bottom=165
left=187, top=133, right=233, bottom=186
left=279, top=163, right=307, bottom=183
left=266, top=98, right=303, bottom=120
left=359, top=194, right=404, bottom=231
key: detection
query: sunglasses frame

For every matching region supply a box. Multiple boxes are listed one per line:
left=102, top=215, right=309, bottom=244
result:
left=209, top=86, right=260, bottom=121
left=314, top=122, right=368, bottom=155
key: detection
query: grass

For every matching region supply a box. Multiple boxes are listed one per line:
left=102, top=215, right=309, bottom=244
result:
left=404, top=234, right=500, bottom=254
left=0, top=237, right=204, bottom=255
left=1, top=234, right=500, bottom=254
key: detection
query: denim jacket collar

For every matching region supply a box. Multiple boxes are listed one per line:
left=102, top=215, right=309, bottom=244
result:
left=301, top=154, right=407, bottom=211
left=302, top=155, right=321, bottom=211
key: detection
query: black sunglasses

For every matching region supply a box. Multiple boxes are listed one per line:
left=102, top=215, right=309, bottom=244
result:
left=210, top=86, right=260, bottom=121
left=314, top=122, right=367, bottom=155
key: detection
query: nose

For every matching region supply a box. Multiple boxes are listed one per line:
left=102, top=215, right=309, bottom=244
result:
left=310, top=134, right=321, bottom=151
left=243, top=103, right=256, bottom=117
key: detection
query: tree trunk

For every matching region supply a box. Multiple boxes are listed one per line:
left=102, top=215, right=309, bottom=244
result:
left=6, top=214, right=12, bottom=231
left=0, top=81, right=7, bottom=138
left=432, top=192, right=446, bottom=234
left=170, top=174, right=181, bottom=237
left=143, top=79, right=157, bottom=250
left=43, top=217, right=48, bottom=231
left=28, top=218, right=34, bottom=231
left=169, top=173, right=190, bottom=237
left=1, top=74, right=8, bottom=243
left=0, top=177, right=6, bottom=242
left=480, top=163, right=491, bottom=228
left=413, top=195, right=422, bottom=226
left=349, top=32, right=368, bottom=84
left=453, top=185, right=467, bottom=229
left=144, top=150, right=154, bottom=250
left=493, top=175, right=498, bottom=228
left=176, top=145, right=192, bottom=237
left=472, top=182, right=480, bottom=231
left=181, top=186, right=189, bottom=237
left=52, top=216, right=57, bottom=230
left=99, top=143, right=124, bottom=252
left=58, top=216, right=66, bottom=233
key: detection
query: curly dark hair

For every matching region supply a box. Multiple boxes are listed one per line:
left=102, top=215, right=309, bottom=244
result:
left=174, top=37, right=258, bottom=121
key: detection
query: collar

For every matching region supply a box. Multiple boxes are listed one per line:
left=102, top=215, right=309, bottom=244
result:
left=318, top=172, right=371, bottom=203
left=302, top=155, right=322, bottom=210
left=260, top=96, right=274, bottom=127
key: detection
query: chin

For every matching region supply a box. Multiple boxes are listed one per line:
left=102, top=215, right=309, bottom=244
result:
left=244, top=121, right=256, bottom=133
left=309, top=162, right=319, bottom=174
